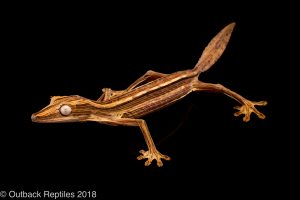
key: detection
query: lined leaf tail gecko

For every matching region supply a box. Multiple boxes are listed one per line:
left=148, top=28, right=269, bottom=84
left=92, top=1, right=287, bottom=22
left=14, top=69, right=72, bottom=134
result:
left=31, top=22, right=267, bottom=167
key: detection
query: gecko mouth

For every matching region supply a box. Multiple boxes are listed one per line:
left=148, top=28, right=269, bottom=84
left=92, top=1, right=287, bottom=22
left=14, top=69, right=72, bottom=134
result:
left=31, top=114, right=67, bottom=123
left=31, top=114, right=88, bottom=123
left=31, top=114, right=37, bottom=122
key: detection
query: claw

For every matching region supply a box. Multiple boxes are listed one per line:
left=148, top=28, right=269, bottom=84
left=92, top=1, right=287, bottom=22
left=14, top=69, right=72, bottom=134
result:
left=253, top=101, right=268, bottom=106
left=161, top=154, right=171, bottom=161
left=139, top=150, right=146, bottom=154
left=243, top=113, right=250, bottom=122
left=233, top=100, right=267, bottom=122
left=137, top=155, right=144, bottom=160
left=137, top=149, right=170, bottom=167
left=156, top=160, right=163, bottom=167
left=234, top=110, right=243, bottom=116
left=145, top=159, right=152, bottom=166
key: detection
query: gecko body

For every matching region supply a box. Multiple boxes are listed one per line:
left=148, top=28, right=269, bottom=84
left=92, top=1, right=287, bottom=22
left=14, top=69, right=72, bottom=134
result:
left=32, top=23, right=267, bottom=167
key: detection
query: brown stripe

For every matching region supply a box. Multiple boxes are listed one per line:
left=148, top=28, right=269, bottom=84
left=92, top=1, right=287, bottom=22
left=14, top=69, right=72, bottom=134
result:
left=93, top=70, right=197, bottom=108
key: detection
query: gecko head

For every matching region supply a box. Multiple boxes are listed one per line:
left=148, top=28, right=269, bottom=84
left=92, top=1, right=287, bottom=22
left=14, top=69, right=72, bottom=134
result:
left=31, top=95, right=94, bottom=123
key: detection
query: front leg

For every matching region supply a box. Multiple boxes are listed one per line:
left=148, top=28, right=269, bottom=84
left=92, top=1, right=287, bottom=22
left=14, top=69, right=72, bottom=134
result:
left=97, top=88, right=125, bottom=102
left=126, top=70, right=167, bottom=91
left=87, top=115, right=170, bottom=167
left=117, top=118, right=170, bottom=167
left=97, top=70, right=166, bottom=102
left=192, top=80, right=267, bottom=122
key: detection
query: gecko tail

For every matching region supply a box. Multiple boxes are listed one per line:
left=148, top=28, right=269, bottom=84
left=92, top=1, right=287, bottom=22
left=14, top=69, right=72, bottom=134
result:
left=193, top=22, right=236, bottom=75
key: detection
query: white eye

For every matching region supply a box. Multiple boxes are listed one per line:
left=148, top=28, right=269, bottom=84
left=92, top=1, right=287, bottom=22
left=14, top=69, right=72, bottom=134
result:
left=60, top=105, right=72, bottom=116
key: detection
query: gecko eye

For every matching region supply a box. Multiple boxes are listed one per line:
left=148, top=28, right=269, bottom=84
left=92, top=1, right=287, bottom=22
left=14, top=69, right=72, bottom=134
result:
left=59, top=105, right=72, bottom=116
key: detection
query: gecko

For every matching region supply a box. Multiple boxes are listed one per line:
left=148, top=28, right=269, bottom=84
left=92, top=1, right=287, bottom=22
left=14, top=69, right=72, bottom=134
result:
left=31, top=22, right=267, bottom=167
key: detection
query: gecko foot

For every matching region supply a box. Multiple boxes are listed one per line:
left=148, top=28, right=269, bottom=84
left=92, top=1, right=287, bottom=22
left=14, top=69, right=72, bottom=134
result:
left=137, top=149, right=170, bottom=167
left=234, top=100, right=267, bottom=122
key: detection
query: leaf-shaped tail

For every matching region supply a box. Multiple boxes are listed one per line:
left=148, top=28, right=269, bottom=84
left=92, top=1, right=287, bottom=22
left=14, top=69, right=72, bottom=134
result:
left=193, top=22, right=236, bottom=74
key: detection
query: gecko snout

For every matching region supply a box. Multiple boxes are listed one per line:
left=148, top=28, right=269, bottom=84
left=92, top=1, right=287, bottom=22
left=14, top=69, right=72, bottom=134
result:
left=31, top=114, right=36, bottom=122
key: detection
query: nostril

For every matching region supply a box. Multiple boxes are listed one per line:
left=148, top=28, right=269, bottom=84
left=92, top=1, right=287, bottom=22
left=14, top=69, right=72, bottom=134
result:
left=31, top=114, right=36, bottom=121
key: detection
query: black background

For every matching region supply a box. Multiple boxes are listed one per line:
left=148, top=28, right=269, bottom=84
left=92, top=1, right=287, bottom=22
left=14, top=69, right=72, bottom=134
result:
left=1, top=2, right=292, bottom=198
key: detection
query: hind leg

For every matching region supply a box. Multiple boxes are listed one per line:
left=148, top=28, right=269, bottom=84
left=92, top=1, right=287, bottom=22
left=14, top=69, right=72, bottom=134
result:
left=192, top=80, right=267, bottom=122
